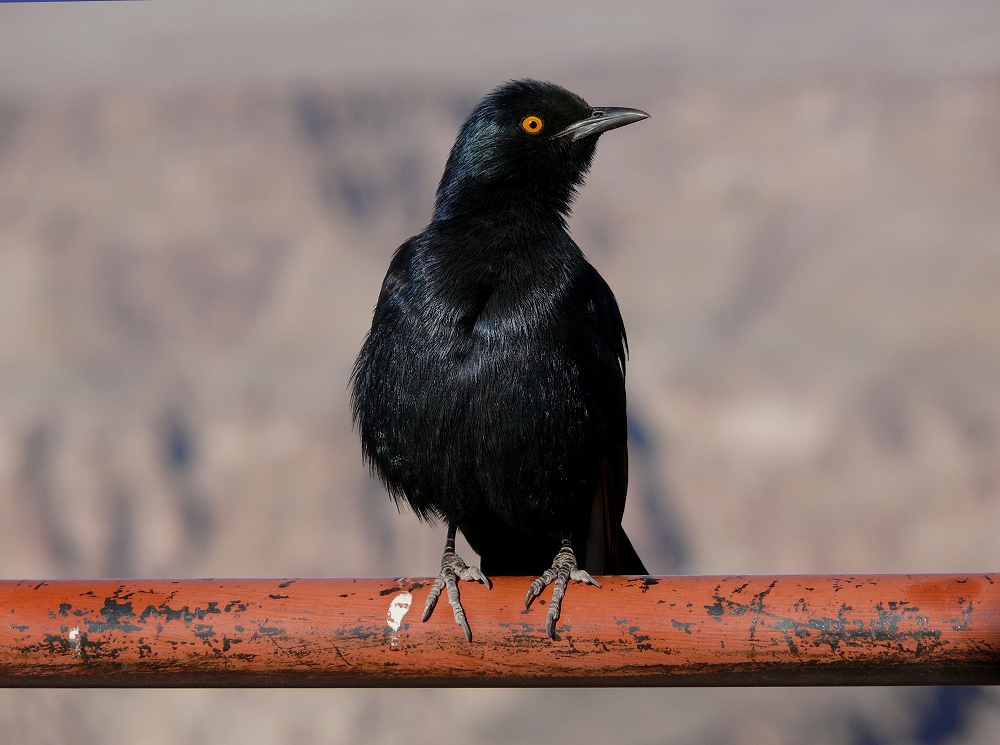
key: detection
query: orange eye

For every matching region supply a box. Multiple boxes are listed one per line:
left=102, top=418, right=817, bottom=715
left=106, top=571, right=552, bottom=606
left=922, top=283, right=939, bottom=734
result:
left=520, top=115, right=544, bottom=135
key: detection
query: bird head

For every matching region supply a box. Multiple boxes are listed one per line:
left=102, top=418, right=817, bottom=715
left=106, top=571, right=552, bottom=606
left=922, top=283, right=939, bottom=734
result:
left=433, top=80, right=649, bottom=222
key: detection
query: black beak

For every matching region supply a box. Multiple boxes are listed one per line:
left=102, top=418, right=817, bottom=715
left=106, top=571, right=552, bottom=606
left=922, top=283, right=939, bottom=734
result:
left=555, top=107, right=650, bottom=141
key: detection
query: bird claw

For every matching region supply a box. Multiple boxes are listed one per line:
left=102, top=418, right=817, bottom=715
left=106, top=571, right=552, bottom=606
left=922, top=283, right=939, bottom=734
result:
left=524, top=544, right=601, bottom=639
left=422, top=548, right=491, bottom=641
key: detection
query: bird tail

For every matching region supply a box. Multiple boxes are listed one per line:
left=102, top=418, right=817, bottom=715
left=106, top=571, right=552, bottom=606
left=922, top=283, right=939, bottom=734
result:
left=611, top=529, right=648, bottom=575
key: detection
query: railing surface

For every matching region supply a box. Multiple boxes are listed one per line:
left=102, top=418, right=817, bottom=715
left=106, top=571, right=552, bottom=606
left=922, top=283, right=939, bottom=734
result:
left=1, top=574, right=996, bottom=686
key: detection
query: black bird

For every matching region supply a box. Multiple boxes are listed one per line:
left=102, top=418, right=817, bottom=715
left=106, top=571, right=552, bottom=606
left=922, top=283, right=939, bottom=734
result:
left=352, top=80, right=649, bottom=640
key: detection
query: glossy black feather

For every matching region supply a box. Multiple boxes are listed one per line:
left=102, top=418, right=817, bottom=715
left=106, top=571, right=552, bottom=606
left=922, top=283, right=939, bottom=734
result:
left=351, top=80, right=646, bottom=576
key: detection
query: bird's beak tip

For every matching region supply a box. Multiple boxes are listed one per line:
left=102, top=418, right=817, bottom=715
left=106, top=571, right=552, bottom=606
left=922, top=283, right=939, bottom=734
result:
left=556, top=107, right=650, bottom=141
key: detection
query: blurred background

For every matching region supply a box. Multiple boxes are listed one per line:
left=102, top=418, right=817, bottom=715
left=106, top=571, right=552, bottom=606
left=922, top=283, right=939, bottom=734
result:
left=0, top=1, right=999, bottom=743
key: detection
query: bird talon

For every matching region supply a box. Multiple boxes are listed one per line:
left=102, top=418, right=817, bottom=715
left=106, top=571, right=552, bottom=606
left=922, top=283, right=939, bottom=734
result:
left=570, top=569, right=601, bottom=588
left=524, top=567, right=557, bottom=608
left=421, top=575, right=447, bottom=621
left=524, top=583, right=542, bottom=609
left=421, top=531, right=490, bottom=641
left=457, top=565, right=493, bottom=589
left=526, top=543, right=600, bottom=639
left=545, top=603, right=561, bottom=638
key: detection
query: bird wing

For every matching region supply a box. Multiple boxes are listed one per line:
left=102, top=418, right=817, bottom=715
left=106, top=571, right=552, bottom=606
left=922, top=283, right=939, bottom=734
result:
left=351, top=236, right=429, bottom=512
left=374, top=236, right=417, bottom=313
left=578, top=266, right=646, bottom=575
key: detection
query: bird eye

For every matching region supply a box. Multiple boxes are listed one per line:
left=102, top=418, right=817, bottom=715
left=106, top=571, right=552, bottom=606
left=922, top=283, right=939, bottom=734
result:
left=520, top=115, right=544, bottom=135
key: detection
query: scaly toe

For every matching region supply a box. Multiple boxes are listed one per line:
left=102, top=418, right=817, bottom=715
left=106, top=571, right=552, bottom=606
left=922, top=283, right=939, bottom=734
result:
left=422, top=574, right=448, bottom=621
left=524, top=568, right=557, bottom=609
left=444, top=572, right=473, bottom=642
left=526, top=543, right=602, bottom=638
left=421, top=549, right=490, bottom=641
left=545, top=576, right=571, bottom=639
left=569, top=569, right=601, bottom=587
left=457, top=565, right=493, bottom=589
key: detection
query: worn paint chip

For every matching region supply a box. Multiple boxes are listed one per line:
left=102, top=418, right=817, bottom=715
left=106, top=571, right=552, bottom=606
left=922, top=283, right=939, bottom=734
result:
left=68, top=627, right=81, bottom=654
left=386, top=592, right=412, bottom=632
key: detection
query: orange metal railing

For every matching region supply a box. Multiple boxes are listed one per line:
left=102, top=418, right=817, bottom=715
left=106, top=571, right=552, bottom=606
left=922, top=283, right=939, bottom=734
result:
left=1, top=574, right=997, bottom=686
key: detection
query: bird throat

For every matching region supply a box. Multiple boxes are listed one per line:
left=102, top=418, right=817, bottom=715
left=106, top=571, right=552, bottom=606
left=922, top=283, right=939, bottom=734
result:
left=433, top=170, right=579, bottom=227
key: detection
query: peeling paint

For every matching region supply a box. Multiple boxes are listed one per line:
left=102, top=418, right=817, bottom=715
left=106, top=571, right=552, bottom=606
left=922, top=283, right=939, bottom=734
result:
left=386, top=591, right=412, bottom=650
left=386, top=592, right=412, bottom=632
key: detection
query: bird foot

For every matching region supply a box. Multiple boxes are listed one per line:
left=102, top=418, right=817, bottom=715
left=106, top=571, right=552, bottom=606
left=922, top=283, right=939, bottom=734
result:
left=524, top=543, right=601, bottom=639
left=422, top=547, right=492, bottom=641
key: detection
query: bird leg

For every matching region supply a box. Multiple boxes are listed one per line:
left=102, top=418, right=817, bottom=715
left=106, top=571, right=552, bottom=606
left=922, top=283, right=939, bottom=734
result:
left=422, top=524, right=492, bottom=641
left=524, top=538, right=601, bottom=639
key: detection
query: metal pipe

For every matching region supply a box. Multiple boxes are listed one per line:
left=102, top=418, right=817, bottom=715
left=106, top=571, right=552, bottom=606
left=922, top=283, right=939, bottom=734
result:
left=1, top=574, right=996, bottom=686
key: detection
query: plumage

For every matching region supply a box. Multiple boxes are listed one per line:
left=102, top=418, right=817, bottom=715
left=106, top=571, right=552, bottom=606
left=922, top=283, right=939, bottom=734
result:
left=351, top=79, right=648, bottom=640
